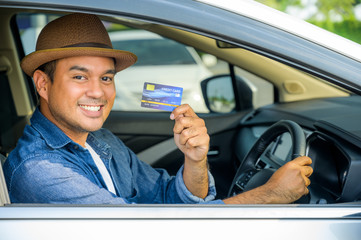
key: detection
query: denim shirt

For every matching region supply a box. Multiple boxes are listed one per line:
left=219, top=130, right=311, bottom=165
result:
left=4, top=109, right=224, bottom=204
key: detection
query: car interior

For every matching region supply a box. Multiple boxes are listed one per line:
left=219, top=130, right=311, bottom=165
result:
left=1, top=6, right=361, bottom=207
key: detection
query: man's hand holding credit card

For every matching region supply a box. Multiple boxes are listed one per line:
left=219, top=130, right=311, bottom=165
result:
left=141, top=82, right=183, bottom=111
left=140, top=82, right=210, bottom=198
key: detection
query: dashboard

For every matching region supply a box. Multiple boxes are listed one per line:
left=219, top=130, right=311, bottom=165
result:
left=235, top=96, right=361, bottom=204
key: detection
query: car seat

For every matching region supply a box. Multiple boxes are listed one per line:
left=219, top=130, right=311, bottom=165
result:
left=0, top=153, right=10, bottom=205
left=0, top=55, right=15, bottom=205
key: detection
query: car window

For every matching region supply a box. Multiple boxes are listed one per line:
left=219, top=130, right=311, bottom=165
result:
left=111, top=37, right=197, bottom=66
left=108, top=28, right=215, bottom=113
left=15, top=13, right=274, bottom=114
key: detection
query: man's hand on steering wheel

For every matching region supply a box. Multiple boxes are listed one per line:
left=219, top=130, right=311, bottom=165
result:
left=224, top=120, right=313, bottom=204
left=223, top=156, right=313, bottom=204
left=259, top=156, right=313, bottom=203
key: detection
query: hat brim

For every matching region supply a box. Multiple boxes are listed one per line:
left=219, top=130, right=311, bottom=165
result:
left=21, top=47, right=138, bottom=77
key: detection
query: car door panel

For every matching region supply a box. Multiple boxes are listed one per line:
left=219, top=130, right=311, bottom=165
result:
left=104, top=110, right=250, bottom=198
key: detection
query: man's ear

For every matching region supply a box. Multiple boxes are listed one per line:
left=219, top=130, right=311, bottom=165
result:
left=33, top=70, right=50, bottom=102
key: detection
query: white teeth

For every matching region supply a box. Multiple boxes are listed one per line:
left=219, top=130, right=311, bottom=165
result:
left=80, top=105, right=101, bottom=112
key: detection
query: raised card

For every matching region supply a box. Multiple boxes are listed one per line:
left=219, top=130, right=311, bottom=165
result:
left=141, top=82, right=183, bottom=111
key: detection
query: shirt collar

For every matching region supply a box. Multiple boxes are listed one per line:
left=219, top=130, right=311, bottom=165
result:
left=31, top=108, right=111, bottom=159
left=31, top=108, right=73, bottom=149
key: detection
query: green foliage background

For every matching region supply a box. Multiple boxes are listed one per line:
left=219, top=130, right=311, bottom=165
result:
left=309, top=20, right=361, bottom=44
left=256, top=0, right=361, bottom=44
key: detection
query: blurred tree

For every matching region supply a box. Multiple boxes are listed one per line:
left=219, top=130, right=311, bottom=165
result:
left=256, top=0, right=361, bottom=44
left=256, top=0, right=301, bottom=12
left=257, top=0, right=356, bottom=21
left=312, top=0, right=355, bottom=30
left=318, top=0, right=355, bottom=19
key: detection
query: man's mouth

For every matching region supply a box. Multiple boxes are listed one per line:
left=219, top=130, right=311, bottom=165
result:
left=79, top=104, right=102, bottom=112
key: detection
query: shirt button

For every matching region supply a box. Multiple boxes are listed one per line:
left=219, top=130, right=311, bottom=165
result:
left=74, top=145, right=79, bottom=150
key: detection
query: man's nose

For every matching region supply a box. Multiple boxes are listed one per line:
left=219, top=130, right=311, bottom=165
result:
left=86, top=79, right=105, bottom=98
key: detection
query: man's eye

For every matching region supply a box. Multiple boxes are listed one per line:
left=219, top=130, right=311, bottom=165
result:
left=102, top=76, right=113, bottom=82
left=73, top=75, right=85, bottom=80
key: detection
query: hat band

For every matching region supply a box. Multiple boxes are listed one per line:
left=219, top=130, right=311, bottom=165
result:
left=62, top=42, right=112, bottom=49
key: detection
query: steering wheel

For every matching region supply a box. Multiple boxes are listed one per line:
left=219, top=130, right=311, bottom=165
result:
left=227, top=120, right=307, bottom=202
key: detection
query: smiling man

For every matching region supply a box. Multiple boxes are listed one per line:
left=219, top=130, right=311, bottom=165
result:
left=3, top=13, right=218, bottom=204
left=3, top=13, right=312, bottom=204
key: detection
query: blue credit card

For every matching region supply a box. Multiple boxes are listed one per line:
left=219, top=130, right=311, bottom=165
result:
left=141, top=82, right=183, bottom=111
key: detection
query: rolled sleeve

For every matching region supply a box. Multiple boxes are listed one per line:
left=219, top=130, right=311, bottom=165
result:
left=174, top=165, right=224, bottom=204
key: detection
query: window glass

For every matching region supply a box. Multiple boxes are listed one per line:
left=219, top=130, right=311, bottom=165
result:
left=16, top=13, right=59, bottom=55
left=15, top=13, right=274, bottom=113
left=111, top=37, right=197, bottom=66
left=108, top=29, right=213, bottom=113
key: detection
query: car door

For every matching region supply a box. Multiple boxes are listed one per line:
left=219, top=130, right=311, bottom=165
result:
left=104, top=109, right=250, bottom=198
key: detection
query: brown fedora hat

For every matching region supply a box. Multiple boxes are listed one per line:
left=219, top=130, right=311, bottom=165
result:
left=21, top=13, right=137, bottom=77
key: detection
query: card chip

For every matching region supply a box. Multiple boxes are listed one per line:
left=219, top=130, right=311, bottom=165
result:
left=146, top=84, right=155, bottom=91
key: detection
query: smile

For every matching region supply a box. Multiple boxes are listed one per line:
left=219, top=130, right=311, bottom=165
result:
left=79, top=105, right=102, bottom=112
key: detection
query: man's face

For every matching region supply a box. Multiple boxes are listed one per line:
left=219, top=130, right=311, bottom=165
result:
left=43, top=56, right=116, bottom=136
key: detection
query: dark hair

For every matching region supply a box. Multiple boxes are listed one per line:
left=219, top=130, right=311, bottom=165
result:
left=37, top=60, right=57, bottom=82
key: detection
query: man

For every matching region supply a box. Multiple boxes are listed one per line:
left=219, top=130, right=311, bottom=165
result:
left=3, top=13, right=312, bottom=204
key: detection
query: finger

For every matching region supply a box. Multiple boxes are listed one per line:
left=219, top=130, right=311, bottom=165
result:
left=170, top=104, right=197, bottom=120
left=185, top=134, right=210, bottom=149
left=302, top=166, right=313, bottom=178
left=178, top=126, right=208, bottom=145
left=292, top=156, right=312, bottom=166
left=173, top=117, right=205, bottom=134
left=303, top=176, right=311, bottom=187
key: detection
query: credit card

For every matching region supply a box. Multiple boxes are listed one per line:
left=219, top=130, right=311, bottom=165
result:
left=141, top=82, right=183, bottom=111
